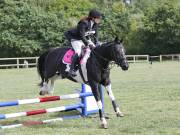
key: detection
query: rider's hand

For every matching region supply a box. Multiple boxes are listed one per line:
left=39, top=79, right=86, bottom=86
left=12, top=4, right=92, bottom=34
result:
left=96, top=41, right=101, bottom=46
left=88, top=44, right=95, bottom=50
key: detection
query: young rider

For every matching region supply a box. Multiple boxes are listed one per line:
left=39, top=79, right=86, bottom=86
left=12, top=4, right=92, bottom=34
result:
left=65, top=9, right=101, bottom=77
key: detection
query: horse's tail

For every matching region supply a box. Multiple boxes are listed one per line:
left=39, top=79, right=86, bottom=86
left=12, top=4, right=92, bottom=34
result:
left=37, top=51, right=49, bottom=87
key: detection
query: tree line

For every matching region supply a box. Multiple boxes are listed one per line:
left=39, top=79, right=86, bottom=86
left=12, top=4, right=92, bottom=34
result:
left=0, top=0, right=179, bottom=57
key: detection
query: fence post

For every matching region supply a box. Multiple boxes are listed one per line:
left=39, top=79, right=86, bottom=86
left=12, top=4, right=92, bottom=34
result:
left=133, top=56, right=135, bottom=63
left=147, top=55, right=149, bottom=63
left=17, top=58, right=19, bottom=69
left=36, top=57, right=38, bottom=65
left=160, top=55, right=162, bottom=62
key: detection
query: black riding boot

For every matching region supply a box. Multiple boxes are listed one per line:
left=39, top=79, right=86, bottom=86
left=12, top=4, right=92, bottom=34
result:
left=68, top=54, right=79, bottom=77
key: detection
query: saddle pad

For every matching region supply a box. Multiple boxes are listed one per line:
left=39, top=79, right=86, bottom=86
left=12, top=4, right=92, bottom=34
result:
left=63, top=49, right=75, bottom=64
left=63, top=48, right=90, bottom=65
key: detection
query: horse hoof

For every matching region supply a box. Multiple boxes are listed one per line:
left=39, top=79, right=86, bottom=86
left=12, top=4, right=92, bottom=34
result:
left=100, top=123, right=108, bottom=129
left=117, top=112, right=124, bottom=117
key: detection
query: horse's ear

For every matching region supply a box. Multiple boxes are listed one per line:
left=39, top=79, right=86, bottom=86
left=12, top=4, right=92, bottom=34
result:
left=114, top=36, right=119, bottom=43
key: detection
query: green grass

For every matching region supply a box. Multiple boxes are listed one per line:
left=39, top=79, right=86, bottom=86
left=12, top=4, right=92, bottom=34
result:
left=0, top=62, right=180, bottom=135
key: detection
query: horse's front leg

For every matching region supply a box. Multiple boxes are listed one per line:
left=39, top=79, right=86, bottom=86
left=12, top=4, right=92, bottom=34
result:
left=89, top=81, right=107, bottom=129
left=104, top=81, right=124, bottom=117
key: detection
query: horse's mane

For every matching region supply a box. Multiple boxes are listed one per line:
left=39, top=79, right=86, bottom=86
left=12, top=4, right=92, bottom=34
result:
left=94, top=41, right=114, bottom=52
left=101, top=41, right=114, bottom=46
left=92, top=41, right=115, bottom=61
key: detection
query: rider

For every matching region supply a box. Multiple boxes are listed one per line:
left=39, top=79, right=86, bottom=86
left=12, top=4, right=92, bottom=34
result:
left=65, top=9, right=101, bottom=77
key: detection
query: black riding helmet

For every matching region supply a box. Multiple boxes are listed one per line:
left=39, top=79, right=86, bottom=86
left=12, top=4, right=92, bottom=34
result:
left=88, top=9, right=101, bottom=19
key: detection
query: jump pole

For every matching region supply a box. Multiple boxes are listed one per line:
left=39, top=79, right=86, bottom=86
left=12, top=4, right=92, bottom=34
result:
left=0, top=84, right=104, bottom=129
left=0, top=92, right=92, bottom=107
left=0, top=115, right=81, bottom=129
left=0, top=103, right=84, bottom=120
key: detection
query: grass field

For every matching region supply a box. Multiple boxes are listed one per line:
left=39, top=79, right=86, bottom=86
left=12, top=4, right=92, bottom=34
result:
left=0, top=62, right=180, bottom=135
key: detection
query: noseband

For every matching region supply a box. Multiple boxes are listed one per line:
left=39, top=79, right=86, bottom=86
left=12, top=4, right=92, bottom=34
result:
left=111, top=44, right=125, bottom=66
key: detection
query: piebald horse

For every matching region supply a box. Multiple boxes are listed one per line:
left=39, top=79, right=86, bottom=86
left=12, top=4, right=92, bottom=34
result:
left=37, top=37, right=129, bottom=128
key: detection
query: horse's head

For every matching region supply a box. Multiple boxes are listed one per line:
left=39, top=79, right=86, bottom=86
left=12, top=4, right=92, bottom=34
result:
left=111, top=37, right=129, bottom=70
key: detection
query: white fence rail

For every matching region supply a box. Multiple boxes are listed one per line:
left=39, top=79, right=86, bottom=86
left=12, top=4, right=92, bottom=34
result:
left=0, top=54, right=179, bottom=69
left=159, top=54, right=180, bottom=62
left=0, top=57, right=38, bottom=69
left=126, top=55, right=149, bottom=63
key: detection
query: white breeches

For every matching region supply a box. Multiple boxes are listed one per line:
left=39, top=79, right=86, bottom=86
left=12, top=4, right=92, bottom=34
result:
left=71, top=39, right=95, bottom=56
left=71, top=40, right=84, bottom=56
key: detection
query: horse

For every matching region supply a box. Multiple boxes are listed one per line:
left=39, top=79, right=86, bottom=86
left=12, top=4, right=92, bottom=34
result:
left=37, top=37, right=129, bottom=129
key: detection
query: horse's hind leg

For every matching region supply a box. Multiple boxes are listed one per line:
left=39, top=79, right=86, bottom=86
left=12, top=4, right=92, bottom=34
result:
left=39, top=75, right=60, bottom=95
left=103, top=81, right=124, bottom=117
left=39, top=78, right=49, bottom=95
left=48, top=79, right=55, bottom=95
left=48, top=75, right=60, bottom=95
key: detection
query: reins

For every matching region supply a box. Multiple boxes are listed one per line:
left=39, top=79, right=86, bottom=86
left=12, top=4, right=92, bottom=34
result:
left=90, top=45, right=116, bottom=71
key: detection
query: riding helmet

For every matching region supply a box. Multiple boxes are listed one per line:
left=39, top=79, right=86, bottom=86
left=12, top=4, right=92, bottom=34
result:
left=88, top=9, right=101, bottom=19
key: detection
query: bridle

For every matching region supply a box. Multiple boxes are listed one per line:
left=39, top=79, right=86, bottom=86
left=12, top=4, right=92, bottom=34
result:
left=90, top=42, right=121, bottom=71
left=92, top=50, right=116, bottom=71
left=112, top=43, right=126, bottom=67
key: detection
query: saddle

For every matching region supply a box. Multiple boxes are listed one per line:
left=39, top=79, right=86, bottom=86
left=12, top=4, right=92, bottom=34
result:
left=62, top=48, right=91, bottom=66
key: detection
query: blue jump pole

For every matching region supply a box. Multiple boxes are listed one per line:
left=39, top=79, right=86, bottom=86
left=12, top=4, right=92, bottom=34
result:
left=0, top=101, right=19, bottom=107
left=81, top=84, right=104, bottom=116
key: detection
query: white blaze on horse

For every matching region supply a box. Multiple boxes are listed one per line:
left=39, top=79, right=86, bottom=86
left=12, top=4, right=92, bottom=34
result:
left=37, top=37, right=129, bottom=129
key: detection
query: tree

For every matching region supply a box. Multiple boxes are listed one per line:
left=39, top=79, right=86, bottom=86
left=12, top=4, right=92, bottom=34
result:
left=0, top=0, right=68, bottom=57
left=99, top=1, right=131, bottom=43
left=139, top=2, right=180, bottom=55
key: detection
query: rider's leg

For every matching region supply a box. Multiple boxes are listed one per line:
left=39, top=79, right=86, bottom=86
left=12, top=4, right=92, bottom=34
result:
left=80, top=40, right=95, bottom=64
left=69, top=53, right=79, bottom=76
left=68, top=40, right=84, bottom=76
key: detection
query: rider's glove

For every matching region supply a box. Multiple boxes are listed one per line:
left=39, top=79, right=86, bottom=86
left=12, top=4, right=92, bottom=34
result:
left=96, top=41, right=102, bottom=46
left=88, top=44, right=95, bottom=50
